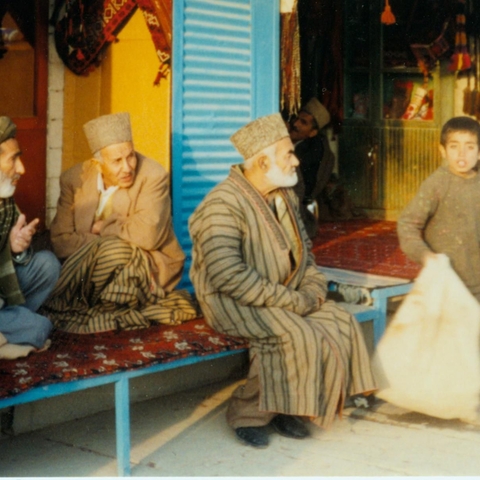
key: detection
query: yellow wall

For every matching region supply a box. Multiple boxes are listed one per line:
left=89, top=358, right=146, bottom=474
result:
left=62, top=10, right=171, bottom=172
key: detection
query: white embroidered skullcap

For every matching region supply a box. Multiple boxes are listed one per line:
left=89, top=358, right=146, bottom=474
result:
left=230, top=113, right=289, bottom=160
left=83, top=112, right=132, bottom=154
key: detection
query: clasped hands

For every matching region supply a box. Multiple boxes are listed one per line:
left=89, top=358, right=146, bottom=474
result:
left=91, top=220, right=104, bottom=235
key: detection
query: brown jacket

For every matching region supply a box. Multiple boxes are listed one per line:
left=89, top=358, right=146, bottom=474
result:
left=50, top=153, right=185, bottom=292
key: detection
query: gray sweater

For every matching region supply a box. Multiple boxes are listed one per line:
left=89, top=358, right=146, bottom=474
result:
left=398, top=166, right=480, bottom=300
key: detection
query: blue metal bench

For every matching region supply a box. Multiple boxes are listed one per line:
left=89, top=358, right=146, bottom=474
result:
left=0, top=270, right=412, bottom=476
left=0, top=349, right=244, bottom=476
left=319, top=266, right=413, bottom=345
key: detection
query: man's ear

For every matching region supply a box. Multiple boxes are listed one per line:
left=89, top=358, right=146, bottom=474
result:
left=256, top=153, right=270, bottom=172
left=308, top=128, right=319, bottom=139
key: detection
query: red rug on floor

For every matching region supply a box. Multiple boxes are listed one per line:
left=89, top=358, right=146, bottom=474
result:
left=312, top=220, right=421, bottom=280
left=0, top=319, right=247, bottom=400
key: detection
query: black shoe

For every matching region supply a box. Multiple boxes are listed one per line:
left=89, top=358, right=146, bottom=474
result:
left=235, top=426, right=269, bottom=448
left=270, top=414, right=310, bottom=439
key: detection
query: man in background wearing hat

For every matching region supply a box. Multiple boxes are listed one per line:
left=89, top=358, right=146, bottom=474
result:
left=0, top=117, right=61, bottom=359
left=44, top=112, right=196, bottom=333
left=290, top=97, right=335, bottom=238
left=189, top=113, right=376, bottom=448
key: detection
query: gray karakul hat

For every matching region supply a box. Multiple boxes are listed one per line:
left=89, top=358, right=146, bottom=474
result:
left=302, top=98, right=331, bottom=130
left=83, top=112, right=133, bottom=154
left=0, top=116, right=16, bottom=145
left=230, top=113, right=289, bottom=160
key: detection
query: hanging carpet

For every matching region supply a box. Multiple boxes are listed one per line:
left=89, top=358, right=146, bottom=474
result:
left=51, top=0, right=172, bottom=84
left=280, top=0, right=301, bottom=116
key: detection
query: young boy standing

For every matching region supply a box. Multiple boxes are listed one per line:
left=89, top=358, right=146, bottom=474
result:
left=398, top=116, right=480, bottom=301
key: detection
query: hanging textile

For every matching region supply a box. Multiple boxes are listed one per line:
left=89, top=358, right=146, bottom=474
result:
left=51, top=0, right=136, bottom=76
left=406, top=1, right=454, bottom=80
left=280, top=0, right=301, bottom=116
left=410, top=24, right=451, bottom=77
left=449, top=0, right=471, bottom=72
left=51, top=0, right=172, bottom=84
left=136, top=0, right=172, bottom=85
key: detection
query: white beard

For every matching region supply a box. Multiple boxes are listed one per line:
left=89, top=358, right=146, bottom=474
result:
left=0, top=171, right=17, bottom=198
left=265, top=161, right=298, bottom=188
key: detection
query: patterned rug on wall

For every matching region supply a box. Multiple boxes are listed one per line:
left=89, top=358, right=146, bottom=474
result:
left=312, top=220, right=421, bottom=280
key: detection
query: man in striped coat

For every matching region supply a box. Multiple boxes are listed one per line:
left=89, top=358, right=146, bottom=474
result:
left=189, top=113, right=376, bottom=448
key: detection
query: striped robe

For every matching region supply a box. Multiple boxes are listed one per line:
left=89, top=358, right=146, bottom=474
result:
left=189, top=165, right=376, bottom=428
left=42, top=237, right=197, bottom=333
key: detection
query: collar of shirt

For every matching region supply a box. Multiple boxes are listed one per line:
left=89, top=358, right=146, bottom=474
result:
left=97, top=173, right=119, bottom=195
left=96, top=173, right=119, bottom=218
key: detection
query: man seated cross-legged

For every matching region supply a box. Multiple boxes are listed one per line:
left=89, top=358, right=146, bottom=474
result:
left=43, top=112, right=196, bottom=333
left=0, top=117, right=60, bottom=359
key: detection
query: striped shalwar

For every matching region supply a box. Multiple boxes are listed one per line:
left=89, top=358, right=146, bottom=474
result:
left=189, top=165, right=376, bottom=429
left=42, top=237, right=197, bottom=333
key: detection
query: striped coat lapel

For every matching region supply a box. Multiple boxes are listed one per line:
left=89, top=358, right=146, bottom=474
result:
left=229, top=166, right=307, bottom=286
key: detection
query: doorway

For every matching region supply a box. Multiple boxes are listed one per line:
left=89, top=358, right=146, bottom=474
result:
left=0, top=1, right=48, bottom=227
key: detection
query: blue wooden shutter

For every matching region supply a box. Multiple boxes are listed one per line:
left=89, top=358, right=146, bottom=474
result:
left=172, top=0, right=280, bottom=289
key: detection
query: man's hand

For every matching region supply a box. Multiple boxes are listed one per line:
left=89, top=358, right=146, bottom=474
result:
left=91, top=220, right=104, bottom=235
left=298, top=289, right=324, bottom=316
left=9, top=214, right=39, bottom=254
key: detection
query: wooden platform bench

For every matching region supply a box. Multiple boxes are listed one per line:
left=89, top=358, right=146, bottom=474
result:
left=0, top=283, right=407, bottom=476
left=0, top=318, right=247, bottom=476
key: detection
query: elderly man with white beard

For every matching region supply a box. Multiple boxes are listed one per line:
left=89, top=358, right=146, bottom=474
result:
left=0, top=117, right=60, bottom=359
left=189, top=113, right=376, bottom=448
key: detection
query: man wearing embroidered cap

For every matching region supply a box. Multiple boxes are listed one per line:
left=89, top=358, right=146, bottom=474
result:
left=0, top=116, right=61, bottom=359
left=189, top=113, right=376, bottom=448
left=45, top=112, right=196, bottom=333
left=290, top=97, right=335, bottom=237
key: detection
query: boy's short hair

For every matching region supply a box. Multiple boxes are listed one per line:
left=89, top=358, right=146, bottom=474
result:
left=440, top=116, right=480, bottom=145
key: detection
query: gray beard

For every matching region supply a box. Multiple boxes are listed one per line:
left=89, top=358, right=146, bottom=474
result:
left=0, top=172, right=16, bottom=198
left=265, top=162, right=298, bottom=188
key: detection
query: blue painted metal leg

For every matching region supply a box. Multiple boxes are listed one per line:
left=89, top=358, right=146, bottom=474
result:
left=371, top=290, right=387, bottom=346
left=371, top=283, right=413, bottom=346
left=115, top=377, right=131, bottom=476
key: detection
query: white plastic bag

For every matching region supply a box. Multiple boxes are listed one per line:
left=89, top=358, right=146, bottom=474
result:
left=372, top=254, right=480, bottom=422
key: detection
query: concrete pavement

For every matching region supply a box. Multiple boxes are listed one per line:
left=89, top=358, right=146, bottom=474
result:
left=1, top=376, right=480, bottom=477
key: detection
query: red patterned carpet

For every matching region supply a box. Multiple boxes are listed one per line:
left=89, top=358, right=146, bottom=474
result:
left=0, top=219, right=417, bottom=401
left=0, top=319, right=246, bottom=400
left=312, top=219, right=421, bottom=280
